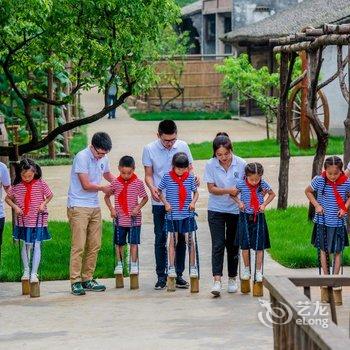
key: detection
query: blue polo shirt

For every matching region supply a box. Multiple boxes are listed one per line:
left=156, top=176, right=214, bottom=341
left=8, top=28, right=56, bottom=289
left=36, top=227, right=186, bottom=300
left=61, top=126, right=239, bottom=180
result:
left=311, top=175, right=350, bottom=227
left=204, top=155, right=246, bottom=214
left=142, top=139, right=193, bottom=206
left=67, top=147, right=110, bottom=208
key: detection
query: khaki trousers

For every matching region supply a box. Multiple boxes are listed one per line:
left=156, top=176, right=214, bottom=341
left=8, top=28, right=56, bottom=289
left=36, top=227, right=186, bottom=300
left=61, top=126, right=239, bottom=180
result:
left=68, top=207, right=102, bottom=283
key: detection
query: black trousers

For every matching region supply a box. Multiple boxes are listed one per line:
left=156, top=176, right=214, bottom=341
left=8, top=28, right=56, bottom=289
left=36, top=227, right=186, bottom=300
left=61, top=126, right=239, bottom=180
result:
left=208, top=210, right=239, bottom=278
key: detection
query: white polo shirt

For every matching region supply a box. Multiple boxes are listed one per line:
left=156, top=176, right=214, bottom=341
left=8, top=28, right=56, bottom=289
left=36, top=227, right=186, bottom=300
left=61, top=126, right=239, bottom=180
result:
left=142, top=139, right=193, bottom=205
left=203, top=155, right=246, bottom=214
left=67, top=147, right=110, bottom=208
left=0, top=162, right=10, bottom=218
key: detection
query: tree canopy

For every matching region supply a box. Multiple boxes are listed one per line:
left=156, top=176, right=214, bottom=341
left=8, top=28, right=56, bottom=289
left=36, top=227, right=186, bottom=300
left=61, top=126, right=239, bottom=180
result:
left=0, top=0, right=180, bottom=157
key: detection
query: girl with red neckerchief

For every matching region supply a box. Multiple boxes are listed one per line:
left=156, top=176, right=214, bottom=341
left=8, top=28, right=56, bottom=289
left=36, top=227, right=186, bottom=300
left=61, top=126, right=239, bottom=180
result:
left=5, top=158, right=53, bottom=285
left=305, top=156, right=350, bottom=276
left=234, top=163, right=275, bottom=284
left=104, top=156, right=148, bottom=276
left=158, top=152, right=199, bottom=280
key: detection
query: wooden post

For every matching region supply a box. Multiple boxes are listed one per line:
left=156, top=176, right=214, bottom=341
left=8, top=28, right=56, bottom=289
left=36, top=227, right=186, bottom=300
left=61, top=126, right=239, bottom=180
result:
left=30, top=281, right=40, bottom=298
left=240, top=279, right=251, bottom=294
left=277, top=52, right=296, bottom=209
left=115, top=274, right=124, bottom=288
left=300, top=51, right=311, bottom=148
left=47, top=68, right=55, bottom=159
left=130, top=275, right=139, bottom=290
left=21, top=280, right=30, bottom=295
left=167, top=276, right=176, bottom=292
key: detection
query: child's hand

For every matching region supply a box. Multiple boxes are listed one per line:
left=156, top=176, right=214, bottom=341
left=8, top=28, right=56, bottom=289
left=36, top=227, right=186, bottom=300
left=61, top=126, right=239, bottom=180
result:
left=110, top=208, right=117, bottom=219
left=239, top=202, right=245, bottom=211
left=131, top=205, right=140, bottom=217
left=315, top=204, right=324, bottom=214
left=165, top=203, right=172, bottom=212
left=14, top=205, right=23, bottom=216
left=259, top=204, right=266, bottom=212
left=38, top=202, right=46, bottom=212
left=189, top=201, right=196, bottom=211
left=338, top=209, right=347, bottom=218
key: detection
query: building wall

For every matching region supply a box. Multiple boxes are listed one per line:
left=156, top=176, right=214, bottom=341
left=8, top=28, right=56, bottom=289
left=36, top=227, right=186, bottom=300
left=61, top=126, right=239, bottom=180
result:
left=320, top=45, right=347, bottom=136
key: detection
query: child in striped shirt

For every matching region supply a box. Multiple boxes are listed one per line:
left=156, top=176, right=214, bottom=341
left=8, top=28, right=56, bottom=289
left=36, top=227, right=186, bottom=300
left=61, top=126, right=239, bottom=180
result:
left=305, top=156, right=350, bottom=276
left=104, top=156, right=148, bottom=275
left=234, top=163, right=275, bottom=282
left=158, top=152, right=199, bottom=278
left=5, top=158, right=53, bottom=284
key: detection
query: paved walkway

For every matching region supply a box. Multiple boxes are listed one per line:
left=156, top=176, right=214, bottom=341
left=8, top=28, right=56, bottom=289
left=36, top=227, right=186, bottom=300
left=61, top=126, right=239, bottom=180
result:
left=1, top=88, right=349, bottom=349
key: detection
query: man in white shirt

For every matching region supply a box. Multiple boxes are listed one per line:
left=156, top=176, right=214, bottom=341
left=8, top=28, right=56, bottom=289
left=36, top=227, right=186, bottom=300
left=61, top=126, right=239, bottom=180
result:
left=142, top=120, right=197, bottom=290
left=67, top=132, right=114, bottom=296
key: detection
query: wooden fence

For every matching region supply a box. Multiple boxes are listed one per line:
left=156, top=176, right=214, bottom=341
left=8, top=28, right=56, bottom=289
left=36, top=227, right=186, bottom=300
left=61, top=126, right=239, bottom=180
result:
left=263, top=275, right=350, bottom=349
left=144, top=57, right=229, bottom=109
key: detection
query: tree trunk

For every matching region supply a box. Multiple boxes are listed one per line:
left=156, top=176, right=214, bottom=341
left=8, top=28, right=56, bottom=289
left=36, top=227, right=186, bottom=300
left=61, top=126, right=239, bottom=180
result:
left=306, top=48, right=328, bottom=219
left=47, top=68, right=55, bottom=159
left=343, top=45, right=350, bottom=168
left=277, top=52, right=295, bottom=209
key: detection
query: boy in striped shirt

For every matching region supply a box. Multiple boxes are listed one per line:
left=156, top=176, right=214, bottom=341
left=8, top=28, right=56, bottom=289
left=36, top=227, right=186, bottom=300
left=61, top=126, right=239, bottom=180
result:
left=158, top=152, right=199, bottom=278
left=104, top=156, right=148, bottom=275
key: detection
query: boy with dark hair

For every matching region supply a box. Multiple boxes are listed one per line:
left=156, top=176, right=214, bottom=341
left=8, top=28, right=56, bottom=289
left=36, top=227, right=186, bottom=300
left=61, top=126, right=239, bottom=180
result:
left=104, top=155, right=148, bottom=275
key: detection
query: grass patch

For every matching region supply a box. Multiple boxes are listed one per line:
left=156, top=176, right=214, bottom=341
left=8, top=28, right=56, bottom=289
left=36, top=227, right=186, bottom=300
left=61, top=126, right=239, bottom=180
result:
left=0, top=220, right=129, bottom=282
left=131, top=110, right=232, bottom=121
left=35, top=126, right=88, bottom=166
left=266, top=206, right=350, bottom=268
left=189, top=136, right=343, bottom=160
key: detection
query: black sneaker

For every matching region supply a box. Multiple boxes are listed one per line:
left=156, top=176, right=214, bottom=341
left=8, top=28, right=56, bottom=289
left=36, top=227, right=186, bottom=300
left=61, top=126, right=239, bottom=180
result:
left=81, top=279, right=106, bottom=292
left=71, top=282, right=86, bottom=296
left=154, top=279, right=166, bottom=290
left=176, top=276, right=189, bottom=289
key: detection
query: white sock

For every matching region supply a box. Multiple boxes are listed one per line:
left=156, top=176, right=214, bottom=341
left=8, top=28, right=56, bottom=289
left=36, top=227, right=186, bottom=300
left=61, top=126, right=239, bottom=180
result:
left=21, top=243, right=31, bottom=273
left=31, top=241, right=41, bottom=275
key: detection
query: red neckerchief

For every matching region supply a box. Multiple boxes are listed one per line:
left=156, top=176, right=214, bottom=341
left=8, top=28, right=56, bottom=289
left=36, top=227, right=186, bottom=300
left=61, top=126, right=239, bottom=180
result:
left=169, top=170, right=190, bottom=211
left=245, top=178, right=260, bottom=222
left=322, top=171, right=348, bottom=211
left=22, top=179, right=37, bottom=216
left=117, top=174, right=137, bottom=216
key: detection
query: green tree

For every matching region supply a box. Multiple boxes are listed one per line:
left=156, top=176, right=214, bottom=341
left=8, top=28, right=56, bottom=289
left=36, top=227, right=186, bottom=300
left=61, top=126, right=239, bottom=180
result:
left=0, top=0, right=179, bottom=159
left=216, top=54, right=279, bottom=139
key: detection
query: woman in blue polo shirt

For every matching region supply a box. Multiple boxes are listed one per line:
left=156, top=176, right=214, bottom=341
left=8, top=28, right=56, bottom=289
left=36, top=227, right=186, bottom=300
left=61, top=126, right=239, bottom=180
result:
left=203, top=133, right=246, bottom=296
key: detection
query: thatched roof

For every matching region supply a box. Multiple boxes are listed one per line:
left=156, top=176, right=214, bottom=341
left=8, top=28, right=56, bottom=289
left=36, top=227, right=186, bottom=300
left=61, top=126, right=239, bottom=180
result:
left=181, top=1, right=202, bottom=17
left=222, top=0, right=350, bottom=45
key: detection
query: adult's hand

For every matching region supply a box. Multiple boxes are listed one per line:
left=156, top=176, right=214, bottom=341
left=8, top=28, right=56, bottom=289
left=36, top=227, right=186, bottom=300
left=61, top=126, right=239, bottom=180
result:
left=194, top=175, right=200, bottom=187
left=150, top=186, right=160, bottom=201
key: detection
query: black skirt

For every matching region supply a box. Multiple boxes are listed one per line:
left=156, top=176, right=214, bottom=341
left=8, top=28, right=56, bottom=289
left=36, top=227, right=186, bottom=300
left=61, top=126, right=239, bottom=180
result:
left=311, top=224, right=349, bottom=253
left=236, top=212, right=270, bottom=250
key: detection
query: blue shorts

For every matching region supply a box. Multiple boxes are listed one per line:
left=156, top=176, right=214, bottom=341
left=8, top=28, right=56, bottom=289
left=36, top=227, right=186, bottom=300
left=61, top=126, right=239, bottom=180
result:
left=114, top=226, right=141, bottom=245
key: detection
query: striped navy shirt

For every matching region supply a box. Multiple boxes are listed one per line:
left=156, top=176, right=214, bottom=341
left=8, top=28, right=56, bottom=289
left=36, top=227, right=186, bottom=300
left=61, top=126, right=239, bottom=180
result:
left=236, top=179, right=271, bottom=214
left=311, top=175, right=350, bottom=227
left=158, top=173, right=197, bottom=220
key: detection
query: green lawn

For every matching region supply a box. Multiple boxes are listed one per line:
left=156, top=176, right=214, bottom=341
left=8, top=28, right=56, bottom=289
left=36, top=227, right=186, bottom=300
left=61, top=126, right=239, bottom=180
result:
left=35, top=126, right=88, bottom=166
left=189, top=136, right=343, bottom=160
left=266, top=206, right=350, bottom=268
left=0, top=221, right=128, bottom=282
left=131, top=110, right=232, bottom=121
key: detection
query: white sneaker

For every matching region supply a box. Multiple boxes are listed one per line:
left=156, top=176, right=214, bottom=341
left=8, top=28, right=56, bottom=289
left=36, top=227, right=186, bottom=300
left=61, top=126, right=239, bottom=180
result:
left=211, top=280, right=221, bottom=296
left=130, top=264, right=139, bottom=275
left=228, top=277, right=238, bottom=293
left=168, top=266, right=176, bottom=278
left=114, top=263, right=123, bottom=275
left=30, top=273, right=39, bottom=283
left=190, top=266, right=198, bottom=278
left=255, top=270, right=263, bottom=283
left=21, top=269, right=30, bottom=281
left=241, top=266, right=251, bottom=280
